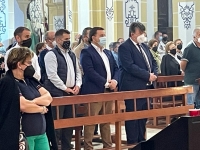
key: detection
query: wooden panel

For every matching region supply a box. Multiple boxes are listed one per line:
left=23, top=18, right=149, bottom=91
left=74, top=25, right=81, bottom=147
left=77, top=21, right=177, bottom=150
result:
left=54, top=105, right=193, bottom=129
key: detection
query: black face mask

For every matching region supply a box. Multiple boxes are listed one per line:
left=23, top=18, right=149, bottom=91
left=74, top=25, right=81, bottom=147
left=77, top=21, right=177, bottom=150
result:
left=21, top=38, right=32, bottom=48
left=62, top=40, right=70, bottom=50
left=162, top=36, right=168, bottom=41
left=24, top=65, right=35, bottom=78
left=177, top=44, right=182, bottom=50
left=152, top=46, right=158, bottom=52
left=169, top=49, right=176, bottom=55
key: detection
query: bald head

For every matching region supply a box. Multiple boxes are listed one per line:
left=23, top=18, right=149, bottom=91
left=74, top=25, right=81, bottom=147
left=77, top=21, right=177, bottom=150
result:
left=44, top=31, right=55, bottom=49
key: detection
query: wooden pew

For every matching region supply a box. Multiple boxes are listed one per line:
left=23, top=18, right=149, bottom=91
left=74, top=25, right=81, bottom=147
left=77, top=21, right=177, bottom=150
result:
left=152, top=75, right=185, bottom=127
left=52, top=86, right=193, bottom=150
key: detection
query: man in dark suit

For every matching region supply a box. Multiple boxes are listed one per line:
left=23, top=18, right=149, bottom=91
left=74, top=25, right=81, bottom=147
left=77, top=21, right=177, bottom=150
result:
left=80, top=27, right=119, bottom=150
left=118, top=22, right=158, bottom=145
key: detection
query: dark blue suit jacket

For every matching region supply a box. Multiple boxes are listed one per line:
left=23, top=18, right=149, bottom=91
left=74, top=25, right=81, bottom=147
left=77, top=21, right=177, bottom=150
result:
left=80, top=45, right=119, bottom=94
left=39, top=49, right=49, bottom=83
left=118, top=38, right=158, bottom=91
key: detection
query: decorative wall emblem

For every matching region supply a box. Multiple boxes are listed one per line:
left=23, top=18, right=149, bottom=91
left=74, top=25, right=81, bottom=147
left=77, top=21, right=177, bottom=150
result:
left=68, top=10, right=72, bottom=23
left=125, top=0, right=139, bottom=27
left=0, top=0, right=6, bottom=41
left=106, top=0, right=114, bottom=21
left=179, top=2, right=194, bottom=30
left=54, top=16, right=64, bottom=31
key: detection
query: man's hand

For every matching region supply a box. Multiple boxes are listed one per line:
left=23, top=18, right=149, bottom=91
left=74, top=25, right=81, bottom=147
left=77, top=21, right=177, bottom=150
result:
left=65, top=88, right=75, bottom=95
left=73, top=86, right=80, bottom=95
left=149, top=73, right=157, bottom=82
left=108, top=80, right=117, bottom=90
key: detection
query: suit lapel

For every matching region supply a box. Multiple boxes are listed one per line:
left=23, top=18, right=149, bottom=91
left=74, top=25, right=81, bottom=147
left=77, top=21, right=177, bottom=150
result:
left=90, top=45, right=107, bottom=71
left=140, top=44, right=152, bottom=68
left=128, top=39, right=144, bottom=61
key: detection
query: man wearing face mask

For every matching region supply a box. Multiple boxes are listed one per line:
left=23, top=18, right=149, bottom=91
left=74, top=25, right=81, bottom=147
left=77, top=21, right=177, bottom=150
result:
left=181, top=28, right=200, bottom=109
left=118, top=22, right=158, bottom=146
left=157, top=32, right=169, bottom=59
left=73, top=27, right=101, bottom=138
left=39, top=31, right=56, bottom=83
left=44, top=29, right=82, bottom=150
left=74, top=27, right=92, bottom=65
left=4, top=26, right=41, bottom=80
left=80, top=27, right=119, bottom=150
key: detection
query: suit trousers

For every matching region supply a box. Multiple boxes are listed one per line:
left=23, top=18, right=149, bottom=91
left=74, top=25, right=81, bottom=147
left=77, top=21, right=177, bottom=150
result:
left=125, top=98, right=147, bottom=144
left=84, top=101, right=113, bottom=150
left=125, top=85, right=153, bottom=144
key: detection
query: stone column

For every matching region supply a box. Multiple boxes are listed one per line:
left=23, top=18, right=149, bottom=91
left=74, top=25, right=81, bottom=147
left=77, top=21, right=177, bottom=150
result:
left=89, top=0, right=106, bottom=28
left=113, top=0, right=124, bottom=41
left=71, top=0, right=78, bottom=41
left=46, top=0, right=64, bottom=31
left=172, top=0, right=197, bottom=48
left=105, top=0, right=115, bottom=47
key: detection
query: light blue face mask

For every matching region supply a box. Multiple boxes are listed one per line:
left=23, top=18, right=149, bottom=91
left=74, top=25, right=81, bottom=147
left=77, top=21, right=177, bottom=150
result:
left=159, top=36, right=163, bottom=41
left=98, top=37, right=106, bottom=47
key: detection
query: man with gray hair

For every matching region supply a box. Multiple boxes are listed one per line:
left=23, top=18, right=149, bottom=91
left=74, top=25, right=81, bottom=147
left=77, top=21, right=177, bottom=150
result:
left=181, top=28, right=200, bottom=108
left=39, top=31, right=56, bottom=83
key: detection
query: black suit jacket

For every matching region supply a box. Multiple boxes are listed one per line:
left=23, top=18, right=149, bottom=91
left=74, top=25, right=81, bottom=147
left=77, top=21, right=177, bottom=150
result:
left=118, top=38, right=158, bottom=91
left=161, top=54, right=181, bottom=76
left=161, top=54, right=183, bottom=87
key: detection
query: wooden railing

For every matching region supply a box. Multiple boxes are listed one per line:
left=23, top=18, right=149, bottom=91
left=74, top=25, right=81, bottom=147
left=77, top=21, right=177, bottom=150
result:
left=52, top=86, right=193, bottom=150
left=152, top=75, right=185, bottom=126
left=155, top=75, right=184, bottom=88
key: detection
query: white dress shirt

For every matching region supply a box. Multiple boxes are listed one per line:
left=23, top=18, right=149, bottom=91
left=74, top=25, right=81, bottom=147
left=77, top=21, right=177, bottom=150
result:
left=46, top=44, right=53, bottom=50
left=91, top=43, right=112, bottom=87
left=44, top=46, right=82, bottom=91
left=130, top=38, right=151, bottom=72
left=4, top=43, right=41, bottom=80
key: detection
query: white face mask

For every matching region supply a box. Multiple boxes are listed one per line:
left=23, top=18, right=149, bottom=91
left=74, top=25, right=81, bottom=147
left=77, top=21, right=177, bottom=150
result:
left=198, top=38, right=200, bottom=43
left=137, top=34, right=146, bottom=44
left=52, top=41, right=57, bottom=47
left=98, top=37, right=106, bottom=47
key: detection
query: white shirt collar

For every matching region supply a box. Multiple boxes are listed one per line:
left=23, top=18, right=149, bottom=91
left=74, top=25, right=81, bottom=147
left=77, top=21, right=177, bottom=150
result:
left=130, top=38, right=139, bottom=46
left=91, top=43, right=105, bottom=52
left=46, top=44, right=53, bottom=50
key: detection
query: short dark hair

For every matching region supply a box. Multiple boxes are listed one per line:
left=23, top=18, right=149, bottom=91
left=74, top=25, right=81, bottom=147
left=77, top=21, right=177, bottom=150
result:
left=35, top=42, right=45, bottom=55
left=113, top=42, right=120, bottom=49
left=129, top=22, right=145, bottom=37
left=55, top=29, right=70, bottom=37
left=154, top=31, right=161, bottom=38
left=7, top=47, right=33, bottom=70
left=14, top=27, right=30, bottom=37
left=82, top=27, right=92, bottom=37
left=162, top=32, right=168, bottom=35
left=89, top=27, right=104, bottom=43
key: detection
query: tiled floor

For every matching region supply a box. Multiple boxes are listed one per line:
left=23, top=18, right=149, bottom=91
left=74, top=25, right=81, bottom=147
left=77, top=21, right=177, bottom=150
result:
left=71, top=125, right=162, bottom=149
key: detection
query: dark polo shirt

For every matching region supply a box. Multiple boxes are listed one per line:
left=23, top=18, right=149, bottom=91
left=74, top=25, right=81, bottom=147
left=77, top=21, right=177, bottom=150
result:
left=182, top=41, right=200, bottom=85
left=15, top=78, right=46, bottom=137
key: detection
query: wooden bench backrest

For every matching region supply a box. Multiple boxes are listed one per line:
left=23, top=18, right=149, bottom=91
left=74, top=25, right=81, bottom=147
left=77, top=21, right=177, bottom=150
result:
left=52, top=86, right=193, bottom=149
left=155, top=75, right=184, bottom=88
left=52, top=86, right=192, bottom=128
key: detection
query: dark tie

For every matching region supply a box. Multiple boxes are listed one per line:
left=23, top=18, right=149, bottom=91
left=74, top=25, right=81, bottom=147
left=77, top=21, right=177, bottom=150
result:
left=137, top=44, right=151, bottom=72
